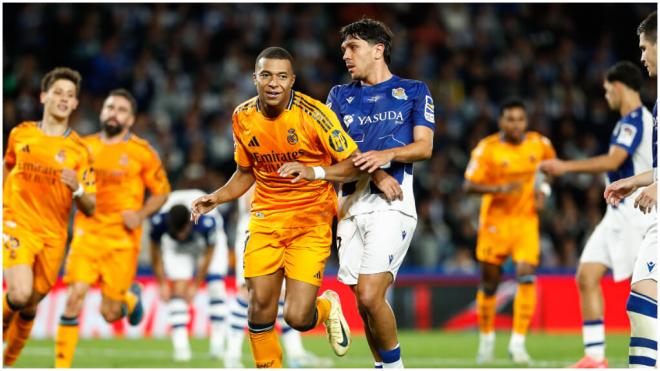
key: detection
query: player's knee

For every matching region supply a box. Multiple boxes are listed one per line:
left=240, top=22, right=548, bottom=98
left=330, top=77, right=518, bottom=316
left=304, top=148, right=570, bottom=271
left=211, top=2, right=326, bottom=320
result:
left=282, top=309, right=313, bottom=331
left=575, top=269, right=599, bottom=292
left=8, top=287, right=32, bottom=309
left=100, top=304, right=123, bottom=323
left=517, top=274, right=536, bottom=285
left=356, top=286, right=384, bottom=313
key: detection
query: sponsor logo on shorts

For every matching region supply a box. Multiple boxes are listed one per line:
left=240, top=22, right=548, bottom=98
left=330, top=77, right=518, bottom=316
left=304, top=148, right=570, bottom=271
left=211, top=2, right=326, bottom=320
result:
left=389, top=254, right=394, bottom=265
left=401, top=230, right=407, bottom=240
left=647, top=261, right=656, bottom=272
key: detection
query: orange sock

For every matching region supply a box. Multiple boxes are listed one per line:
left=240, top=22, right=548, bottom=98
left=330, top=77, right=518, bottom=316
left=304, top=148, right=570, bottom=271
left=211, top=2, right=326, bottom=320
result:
left=54, top=316, right=79, bottom=368
left=476, top=290, right=496, bottom=334
left=3, top=293, right=17, bottom=341
left=3, top=313, right=35, bottom=366
left=124, top=291, right=137, bottom=316
left=513, top=281, right=537, bottom=335
left=314, top=297, right=331, bottom=328
left=248, top=323, right=282, bottom=368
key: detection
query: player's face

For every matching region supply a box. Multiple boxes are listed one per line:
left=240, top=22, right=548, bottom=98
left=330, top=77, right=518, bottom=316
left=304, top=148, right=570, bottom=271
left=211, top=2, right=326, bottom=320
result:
left=40, top=79, right=79, bottom=121
left=341, top=36, right=381, bottom=80
left=639, top=32, right=657, bottom=77
left=253, top=58, right=295, bottom=111
left=603, top=80, right=621, bottom=110
left=100, top=95, right=135, bottom=137
left=499, top=107, right=527, bottom=143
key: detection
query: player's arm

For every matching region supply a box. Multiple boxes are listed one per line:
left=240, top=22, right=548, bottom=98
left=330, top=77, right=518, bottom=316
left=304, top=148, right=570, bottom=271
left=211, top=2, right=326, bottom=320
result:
left=191, top=166, right=255, bottom=223
left=194, top=244, right=215, bottom=290
left=277, top=150, right=362, bottom=183
left=149, top=239, right=170, bottom=301
left=604, top=168, right=655, bottom=206
left=540, top=146, right=628, bottom=176
left=462, top=179, right=522, bottom=195
left=3, top=162, right=11, bottom=187
left=123, top=193, right=169, bottom=230
left=353, top=126, right=434, bottom=173
left=61, top=168, right=96, bottom=216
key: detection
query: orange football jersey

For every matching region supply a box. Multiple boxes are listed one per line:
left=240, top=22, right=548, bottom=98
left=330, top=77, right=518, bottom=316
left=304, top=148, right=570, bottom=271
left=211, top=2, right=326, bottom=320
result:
left=72, top=133, right=170, bottom=249
left=3, top=121, right=96, bottom=241
left=233, top=91, right=358, bottom=228
left=465, top=131, right=556, bottom=222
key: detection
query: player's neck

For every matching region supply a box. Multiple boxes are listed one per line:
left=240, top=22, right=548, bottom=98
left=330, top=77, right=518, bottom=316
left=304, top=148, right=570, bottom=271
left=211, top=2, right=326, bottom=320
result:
left=40, top=114, right=69, bottom=136
left=619, top=95, right=642, bottom=117
left=101, top=129, right=130, bottom=144
left=361, top=66, right=393, bottom=87
left=259, top=93, right=290, bottom=119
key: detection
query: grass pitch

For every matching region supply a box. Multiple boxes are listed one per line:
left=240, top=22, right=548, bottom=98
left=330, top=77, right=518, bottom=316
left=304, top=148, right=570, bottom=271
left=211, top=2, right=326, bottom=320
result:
left=14, top=330, right=630, bottom=368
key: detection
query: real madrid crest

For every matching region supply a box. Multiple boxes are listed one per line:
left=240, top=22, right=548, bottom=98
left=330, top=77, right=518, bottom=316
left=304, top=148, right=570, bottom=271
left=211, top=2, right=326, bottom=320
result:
left=287, top=128, right=299, bottom=145
left=55, top=149, right=66, bottom=163
left=119, top=153, right=129, bottom=166
left=392, top=87, right=408, bottom=100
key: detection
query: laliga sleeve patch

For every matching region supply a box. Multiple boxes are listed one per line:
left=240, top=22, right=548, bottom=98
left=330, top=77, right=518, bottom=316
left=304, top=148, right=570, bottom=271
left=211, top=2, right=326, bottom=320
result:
left=424, top=95, right=435, bottom=123
left=616, top=123, right=637, bottom=147
left=329, top=130, right=348, bottom=152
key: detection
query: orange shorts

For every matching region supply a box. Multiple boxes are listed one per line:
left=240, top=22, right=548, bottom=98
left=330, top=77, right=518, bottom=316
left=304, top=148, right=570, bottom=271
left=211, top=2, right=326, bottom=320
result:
left=3, top=221, right=66, bottom=295
left=63, top=234, right=139, bottom=301
left=476, top=217, right=540, bottom=266
left=244, top=222, right=331, bottom=287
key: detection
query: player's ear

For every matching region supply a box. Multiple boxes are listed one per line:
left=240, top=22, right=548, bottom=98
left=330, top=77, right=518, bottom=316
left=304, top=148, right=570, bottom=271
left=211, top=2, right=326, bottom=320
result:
left=291, top=74, right=296, bottom=86
left=126, top=114, right=136, bottom=129
left=252, top=72, right=257, bottom=86
left=39, top=91, right=47, bottom=104
left=71, top=97, right=79, bottom=110
left=374, top=43, right=385, bottom=60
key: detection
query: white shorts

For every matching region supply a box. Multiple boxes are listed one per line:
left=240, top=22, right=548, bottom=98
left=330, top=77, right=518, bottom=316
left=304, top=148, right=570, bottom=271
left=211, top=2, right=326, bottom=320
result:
left=163, top=226, right=228, bottom=281
left=632, top=220, right=658, bottom=285
left=234, top=214, right=250, bottom=287
left=580, top=218, right=646, bottom=282
left=337, top=210, right=416, bottom=285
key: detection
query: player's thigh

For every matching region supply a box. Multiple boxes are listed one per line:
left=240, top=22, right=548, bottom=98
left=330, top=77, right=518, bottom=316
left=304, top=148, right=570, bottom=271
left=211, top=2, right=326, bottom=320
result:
left=234, top=215, right=250, bottom=287
left=33, top=241, right=67, bottom=295
left=99, top=248, right=139, bottom=301
left=3, top=229, right=39, bottom=300
left=476, top=221, right=512, bottom=266
left=283, top=276, right=323, bottom=322
left=608, top=224, right=647, bottom=282
left=359, top=211, right=416, bottom=283
left=208, top=230, right=229, bottom=278
left=244, top=226, right=285, bottom=280
left=511, top=219, right=540, bottom=267
left=336, top=216, right=364, bottom=286
left=631, top=223, right=658, bottom=288
left=284, top=225, right=331, bottom=287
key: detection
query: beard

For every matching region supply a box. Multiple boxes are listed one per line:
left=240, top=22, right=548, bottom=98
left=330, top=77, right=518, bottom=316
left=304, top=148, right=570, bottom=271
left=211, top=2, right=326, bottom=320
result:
left=101, top=120, right=124, bottom=137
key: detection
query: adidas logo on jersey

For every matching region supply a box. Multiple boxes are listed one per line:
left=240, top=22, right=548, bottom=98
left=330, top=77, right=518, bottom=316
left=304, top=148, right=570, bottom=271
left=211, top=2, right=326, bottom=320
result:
left=20, top=145, right=30, bottom=153
left=313, top=271, right=321, bottom=279
left=248, top=136, right=260, bottom=147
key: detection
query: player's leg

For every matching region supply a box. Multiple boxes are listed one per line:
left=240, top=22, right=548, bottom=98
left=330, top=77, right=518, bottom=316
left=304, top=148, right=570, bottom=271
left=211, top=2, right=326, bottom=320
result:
left=169, top=279, right=192, bottom=362
left=246, top=271, right=285, bottom=368
left=3, top=229, right=39, bottom=338
left=627, top=225, right=657, bottom=368
left=5, top=241, right=63, bottom=366
left=207, top=227, right=229, bottom=359
left=476, top=261, right=501, bottom=364
left=54, top=282, right=90, bottom=368
left=98, top=248, right=141, bottom=325
left=225, top=285, right=249, bottom=368
left=243, top=226, right=287, bottom=368
left=509, top=261, right=536, bottom=364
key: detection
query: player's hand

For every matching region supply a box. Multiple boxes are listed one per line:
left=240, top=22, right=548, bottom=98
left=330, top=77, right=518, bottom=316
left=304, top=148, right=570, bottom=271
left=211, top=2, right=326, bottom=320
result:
left=634, top=182, right=657, bottom=214
left=121, top=210, right=143, bottom=230
left=191, top=194, right=219, bottom=224
left=60, top=168, right=79, bottom=191
left=539, top=159, right=566, bottom=176
left=498, top=181, right=522, bottom=193
left=278, top=162, right=314, bottom=183
left=371, top=170, right=403, bottom=201
left=604, top=178, right=638, bottom=206
left=353, top=150, right=395, bottom=173
left=159, top=282, right=171, bottom=301
left=534, top=190, right=546, bottom=211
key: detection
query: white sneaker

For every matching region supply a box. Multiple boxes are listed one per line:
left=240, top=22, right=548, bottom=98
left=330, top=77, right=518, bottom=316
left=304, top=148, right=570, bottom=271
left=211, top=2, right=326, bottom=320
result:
left=209, top=347, right=223, bottom=360
left=287, top=351, right=334, bottom=368
left=173, top=347, right=192, bottom=362
left=223, top=356, right=245, bottom=368
left=320, top=290, right=351, bottom=356
left=476, top=333, right=495, bottom=365
left=508, top=344, right=531, bottom=365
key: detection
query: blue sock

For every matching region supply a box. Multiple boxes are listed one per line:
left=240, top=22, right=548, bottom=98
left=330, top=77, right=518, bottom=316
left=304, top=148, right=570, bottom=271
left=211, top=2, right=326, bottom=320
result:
left=627, top=291, right=657, bottom=368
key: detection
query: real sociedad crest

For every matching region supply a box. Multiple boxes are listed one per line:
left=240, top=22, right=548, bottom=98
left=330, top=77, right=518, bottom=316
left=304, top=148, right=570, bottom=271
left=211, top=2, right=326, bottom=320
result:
left=287, top=128, right=299, bottom=145
left=392, top=87, right=408, bottom=100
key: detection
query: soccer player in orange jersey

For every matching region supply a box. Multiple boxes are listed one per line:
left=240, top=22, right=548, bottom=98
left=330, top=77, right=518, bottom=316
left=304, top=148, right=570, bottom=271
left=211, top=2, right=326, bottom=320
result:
left=191, top=47, right=396, bottom=368
left=2, top=67, right=96, bottom=366
left=463, top=99, right=556, bottom=365
left=53, top=89, right=170, bottom=368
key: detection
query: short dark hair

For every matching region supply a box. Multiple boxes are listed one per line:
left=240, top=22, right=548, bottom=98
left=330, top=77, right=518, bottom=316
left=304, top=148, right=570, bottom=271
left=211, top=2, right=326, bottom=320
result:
left=41, top=67, right=82, bottom=96
left=168, top=205, right=190, bottom=236
left=255, top=47, right=294, bottom=70
left=340, top=17, right=394, bottom=65
left=108, top=88, right=138, bottom=114
left=638, top=11, right=657, bottom=44
left=605, top=61, right=643, bottom=92
left=499, top=98, right=526, bottom=117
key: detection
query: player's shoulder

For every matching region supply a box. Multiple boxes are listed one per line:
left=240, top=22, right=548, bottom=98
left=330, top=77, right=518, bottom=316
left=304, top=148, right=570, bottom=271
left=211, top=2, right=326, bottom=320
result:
left=66, top=130, right=94, bottom=156
left=233, top=96, right=259, bottom=116
left=127, top=134, right=161, bottom=157
left=525, top=131, right=552, bottom=145
left=621, top=105, right=649, bottom=126
left=150, top=212, right=166, bottom=227
left=292, top=91, right=336, bottom=126
left=9, top=121, right=38, bottom=136
left=329, top=81, right=361, bottom=96
left=195, top=214, right=216, bottom=231
left=390, top=76, right=430, bottom=95
left=292, top=90, right=328, bottom=111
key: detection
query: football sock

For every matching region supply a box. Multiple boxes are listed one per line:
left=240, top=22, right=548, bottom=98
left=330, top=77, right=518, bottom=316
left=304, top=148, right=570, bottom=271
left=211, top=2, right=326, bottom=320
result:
left=248, top=321, right=282, bottom=368
left=582, top=319, right=605, bottom=361
left=3, top=312, right=35, bottom=366
left=513, top=275, right=536, bottom=336
left=54, top=316, right=79, bottom=368
left=627, top=291, right=657, bottom=368
left=378, top=343, right=403, bottom=368
left=476, top=289, right=496, bottom=334
left=226, top=296, right=248, bottom=361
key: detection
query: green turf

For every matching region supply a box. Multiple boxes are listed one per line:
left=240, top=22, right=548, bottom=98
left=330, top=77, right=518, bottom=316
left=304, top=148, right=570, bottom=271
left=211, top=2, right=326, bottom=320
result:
left=14, top=330, right=630, bottom=368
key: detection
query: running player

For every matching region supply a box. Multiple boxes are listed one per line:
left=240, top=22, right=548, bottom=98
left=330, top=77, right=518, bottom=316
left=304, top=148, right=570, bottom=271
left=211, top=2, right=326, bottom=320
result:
left=3, top=67, right=96, bottom=366
left=54, top=89, right=170, bottom=368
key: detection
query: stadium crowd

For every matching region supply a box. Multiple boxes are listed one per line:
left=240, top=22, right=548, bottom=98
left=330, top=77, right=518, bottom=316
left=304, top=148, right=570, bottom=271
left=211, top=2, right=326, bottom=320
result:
left=3, top=3, right=656, bottom=274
